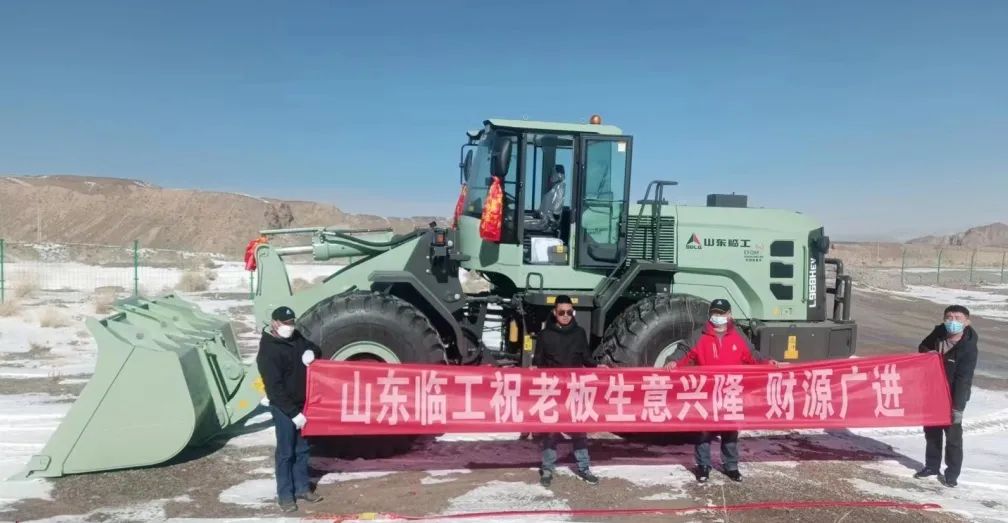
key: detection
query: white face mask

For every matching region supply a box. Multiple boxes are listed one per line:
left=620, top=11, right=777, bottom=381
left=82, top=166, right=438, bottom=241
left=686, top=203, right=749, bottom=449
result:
left=276, top=325, right=295, bottom=338
left=710, top=315, right=729, bottom=327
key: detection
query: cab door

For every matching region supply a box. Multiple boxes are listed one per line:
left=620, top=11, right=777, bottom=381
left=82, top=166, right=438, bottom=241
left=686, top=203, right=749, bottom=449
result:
left=574, top=135, right=633, bottom=269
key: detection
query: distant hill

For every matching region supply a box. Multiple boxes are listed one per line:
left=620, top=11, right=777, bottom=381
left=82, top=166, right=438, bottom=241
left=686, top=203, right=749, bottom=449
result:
left=908, top=222, right=1008, bottom=249
left=0, top=175, right=446, bottom=257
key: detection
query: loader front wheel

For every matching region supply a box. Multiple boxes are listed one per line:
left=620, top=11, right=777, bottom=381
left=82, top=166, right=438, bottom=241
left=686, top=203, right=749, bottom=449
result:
left=597, top=294, right=708, bottom=446
left=297, top=292, right=446, bottom=459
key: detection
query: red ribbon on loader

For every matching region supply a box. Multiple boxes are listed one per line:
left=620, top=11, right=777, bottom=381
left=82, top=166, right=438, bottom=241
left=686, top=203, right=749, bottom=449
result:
left=244, top=235, right=269, bottom=271
left=478, top=176, right=504, bottom=242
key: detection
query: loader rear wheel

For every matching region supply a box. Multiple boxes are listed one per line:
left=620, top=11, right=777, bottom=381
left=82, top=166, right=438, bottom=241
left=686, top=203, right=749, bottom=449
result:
left=597, top=294, right=709, bottom=446
left=297, top=292, right=446, bottom=459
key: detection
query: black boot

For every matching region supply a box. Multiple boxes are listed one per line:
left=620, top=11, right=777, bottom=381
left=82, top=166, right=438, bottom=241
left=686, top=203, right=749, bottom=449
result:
left=914, top=467, right=939, bottom=479
left=695, top=465, right=711, bottom=483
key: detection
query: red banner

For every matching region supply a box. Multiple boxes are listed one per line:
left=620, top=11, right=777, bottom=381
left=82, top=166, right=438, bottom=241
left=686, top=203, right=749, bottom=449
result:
left=302, top=354, right=951, bottom=436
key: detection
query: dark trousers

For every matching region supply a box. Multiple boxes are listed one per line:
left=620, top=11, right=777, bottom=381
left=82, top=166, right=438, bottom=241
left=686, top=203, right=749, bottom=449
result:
left=695, top=431, right=740, bottom=471
left=270, top=406, right=311, bottom=503
left=541, top=432, right=590, bottom=474
left=924, top=423, right=963, bottom=481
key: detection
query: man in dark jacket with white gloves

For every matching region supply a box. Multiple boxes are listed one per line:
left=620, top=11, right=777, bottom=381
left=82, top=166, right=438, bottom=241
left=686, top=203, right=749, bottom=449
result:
left=257, top=306, right=323, bottom=512
left=914, top=304, right=979, bottom=488
left=532, top=295, right=603, bottom=487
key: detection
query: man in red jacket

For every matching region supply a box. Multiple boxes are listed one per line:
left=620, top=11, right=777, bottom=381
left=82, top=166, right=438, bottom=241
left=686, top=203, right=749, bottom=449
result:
left=664, top=298, right=776, bottom=483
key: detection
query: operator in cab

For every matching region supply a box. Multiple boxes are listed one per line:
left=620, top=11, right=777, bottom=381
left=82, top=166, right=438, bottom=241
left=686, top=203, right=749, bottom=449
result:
left=257, top=306, right=324, bottom=512
left=664, top=299, right=776, bottom=483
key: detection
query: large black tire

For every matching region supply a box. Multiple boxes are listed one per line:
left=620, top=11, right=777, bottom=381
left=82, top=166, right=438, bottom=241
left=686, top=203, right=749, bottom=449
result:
left=297, top=292, right=445, bottom=459
left=597, top=294, right=709, bottom=446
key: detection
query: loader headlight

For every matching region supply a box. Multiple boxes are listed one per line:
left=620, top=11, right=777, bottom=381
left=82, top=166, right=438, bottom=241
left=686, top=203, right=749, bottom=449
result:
left=432, top=228, right=447, bottom=247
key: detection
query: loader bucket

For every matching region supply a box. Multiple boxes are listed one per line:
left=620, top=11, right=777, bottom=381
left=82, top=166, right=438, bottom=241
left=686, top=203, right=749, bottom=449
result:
left=13, top=295, right=264, bottom=479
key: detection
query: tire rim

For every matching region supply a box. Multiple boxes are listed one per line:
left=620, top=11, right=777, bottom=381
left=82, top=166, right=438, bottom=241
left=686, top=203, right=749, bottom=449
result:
left=653, top=339, right=688, bottom=368
left=329, top=341, right=401, bottom=363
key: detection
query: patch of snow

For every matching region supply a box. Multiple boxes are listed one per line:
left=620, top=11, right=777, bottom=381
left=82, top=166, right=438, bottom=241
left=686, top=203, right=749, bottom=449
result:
left=318, top=471, right=395, bottom=484
left=560, top=464, right=690, bottom=490
left=885, top=285, right=1008, bottom=321
left=0, top=394, right=73, bottom=508
left=640, top=492, right=680, bottom=501
left=421, top=476, right=456, bottom=485
left=250, top=467, right=273, bottom=474
left=240, top=456, right=268, bottom=462
left=442, top=480, right=569, bottom=516
left=218, top=479, right=275, bottom=507
left=428, top=469, right=472, bottom=477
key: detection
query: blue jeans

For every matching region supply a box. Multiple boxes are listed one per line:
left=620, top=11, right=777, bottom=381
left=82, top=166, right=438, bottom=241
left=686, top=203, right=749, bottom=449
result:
left=541, top=432, right=590, bottom=475
left=270, top=406, right=311, bottom=503
left=695, top=431, right=739, bottom=471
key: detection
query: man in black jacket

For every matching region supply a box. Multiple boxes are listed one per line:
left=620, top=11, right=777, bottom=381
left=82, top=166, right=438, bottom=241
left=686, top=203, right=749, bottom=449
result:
left=257, top=306, right=323, bottom=512
left=914, top=304, right=979, bottom=488
left=532, top=295, right=602, bottom=487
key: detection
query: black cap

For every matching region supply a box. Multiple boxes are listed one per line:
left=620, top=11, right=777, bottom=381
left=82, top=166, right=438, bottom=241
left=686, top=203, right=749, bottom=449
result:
left=709, top=299, right=731, bottom=313
left=271, top=306, right=296, bottom=322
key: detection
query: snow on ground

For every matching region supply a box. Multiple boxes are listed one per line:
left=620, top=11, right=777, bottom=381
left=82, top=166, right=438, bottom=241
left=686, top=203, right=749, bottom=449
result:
left=318, top=471, right=396, bottom=484
left=218, top=479, right=276, bottom=508
left=4, top=260, right=344, bottom=295
left=883, top=285, right=1008, bottom=321
left=442, top=480, right=570, bottom=516
left=0, top=395, right=70, bottom=506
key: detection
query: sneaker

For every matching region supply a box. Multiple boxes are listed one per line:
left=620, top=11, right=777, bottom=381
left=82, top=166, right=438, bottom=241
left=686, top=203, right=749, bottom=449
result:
left=695, top=465, right=711, bottom=483
left=724, top=469, right=742, bottom=482
left=574, top=469, right=599, bottom=485
left=297, top=491, right=323, bottom=503
left=939, top=474, right=958, bottom=488
left=539, top=470, right=553, bottom=488
left=914, top=467, right=939, bottom=479
left=278, top=500, right=297, bottom=513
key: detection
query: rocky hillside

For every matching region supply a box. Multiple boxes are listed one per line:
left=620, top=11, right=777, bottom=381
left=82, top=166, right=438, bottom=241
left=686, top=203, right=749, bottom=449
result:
left=0, top=175, right=446, bottom=257
left=908, top=222, right=1008, bottom=248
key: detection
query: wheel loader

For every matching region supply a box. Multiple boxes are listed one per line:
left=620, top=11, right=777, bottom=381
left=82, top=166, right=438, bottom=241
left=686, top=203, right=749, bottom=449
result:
left=16, top=115, right=855, bottom=478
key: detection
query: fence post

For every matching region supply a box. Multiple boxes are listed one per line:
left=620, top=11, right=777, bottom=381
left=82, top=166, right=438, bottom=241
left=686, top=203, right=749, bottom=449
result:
left=1002, top=252, right=1006, bottom=284
left=1, top=238, right=5, bottom=304
left=249, top=271, right=255, bottom=300
left=900, top=248, right=906, bottom=287
left=133, top=240, right=139, bottom=297
left=969, top=250, right=976, bottom=283
left=936, top=248, right=943, bottom=285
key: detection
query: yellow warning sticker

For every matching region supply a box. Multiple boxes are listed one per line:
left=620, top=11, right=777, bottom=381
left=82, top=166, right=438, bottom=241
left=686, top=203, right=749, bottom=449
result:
left=784, top=335, right=799, bottom=360
left=523, top=335, right=534, bottom=352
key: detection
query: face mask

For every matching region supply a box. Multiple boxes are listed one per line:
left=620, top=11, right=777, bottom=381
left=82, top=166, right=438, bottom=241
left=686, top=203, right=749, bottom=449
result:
left=710, top=315, right=729, bottom=327
left=944, top=320, right=964, bottom=335
left=277, top=325, right=295, bottom=338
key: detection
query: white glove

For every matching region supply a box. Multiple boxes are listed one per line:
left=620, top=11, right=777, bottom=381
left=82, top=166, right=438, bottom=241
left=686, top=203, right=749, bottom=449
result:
left=292, top=413, right=307, bottom=430
left=259, top=396, right=270, bottom=407
left=302, top=350, right=316, bottom=366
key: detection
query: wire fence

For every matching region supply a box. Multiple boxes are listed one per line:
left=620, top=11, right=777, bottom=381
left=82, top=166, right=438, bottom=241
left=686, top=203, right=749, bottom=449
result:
left=0, top=239, right=255, bottom=304
left=835, top=243, right=1008, bottom=287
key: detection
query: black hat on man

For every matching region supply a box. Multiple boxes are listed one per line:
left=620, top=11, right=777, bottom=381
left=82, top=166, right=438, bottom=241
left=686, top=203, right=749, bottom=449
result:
left=272, top=306, right=296, bottom=322
left=709, top=299, right=731, bottom=313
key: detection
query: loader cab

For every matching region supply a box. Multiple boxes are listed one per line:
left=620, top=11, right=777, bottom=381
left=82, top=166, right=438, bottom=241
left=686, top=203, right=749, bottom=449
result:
left=459, top=118, right=633, bottom=273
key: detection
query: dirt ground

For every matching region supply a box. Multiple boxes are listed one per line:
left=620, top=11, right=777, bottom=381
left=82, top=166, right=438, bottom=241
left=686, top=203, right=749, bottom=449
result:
left=2, top=278, right=1006, bottom=523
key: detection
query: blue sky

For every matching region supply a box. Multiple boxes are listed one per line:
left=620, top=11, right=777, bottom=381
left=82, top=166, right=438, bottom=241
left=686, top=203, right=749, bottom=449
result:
left=1, top=1, right=1005, bottom=239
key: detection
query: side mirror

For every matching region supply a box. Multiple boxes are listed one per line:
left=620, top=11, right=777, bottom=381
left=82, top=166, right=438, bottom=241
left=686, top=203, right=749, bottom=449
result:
left=460, top=149, right=474, bottom=184
left=491, top=138, right=512, bottom=178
